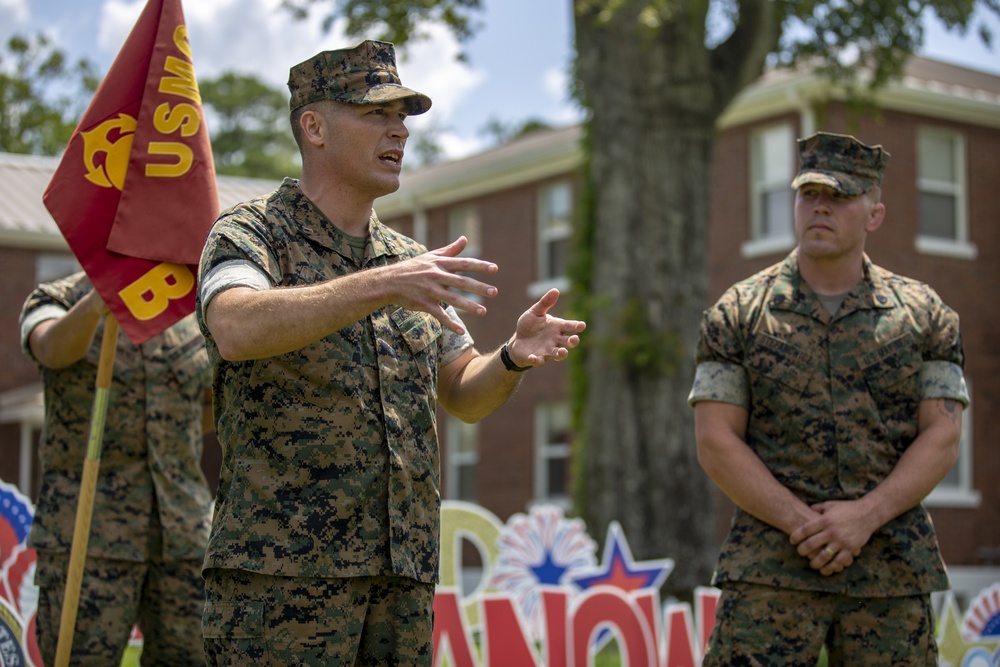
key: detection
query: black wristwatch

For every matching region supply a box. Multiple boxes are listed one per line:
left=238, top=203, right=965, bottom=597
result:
left=500, top=341, right=532, bottom=372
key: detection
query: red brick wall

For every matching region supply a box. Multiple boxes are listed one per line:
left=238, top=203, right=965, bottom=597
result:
left=0, top=247, right=46, bottom=393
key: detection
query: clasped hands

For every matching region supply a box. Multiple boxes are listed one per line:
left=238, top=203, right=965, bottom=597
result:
left=789, top=499, right=874, bottom=577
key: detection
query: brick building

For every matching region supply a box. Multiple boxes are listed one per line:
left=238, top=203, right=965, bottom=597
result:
left=1, top=55, right=997, bottom=592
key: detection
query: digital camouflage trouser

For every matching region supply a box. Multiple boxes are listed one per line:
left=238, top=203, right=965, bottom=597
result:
left=202, top=569, right=434, bottom=666
left=34, top=551, right=207, bottom=667
left=703, top=581, right=938, bottom=667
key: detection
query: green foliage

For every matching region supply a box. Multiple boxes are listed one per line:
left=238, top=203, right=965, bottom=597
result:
left=405, top=121, right=447, bottom=168
left=0, top=33, right=98, bottom=156
left=567, top=120, right=595, bottom=518
left=774, top=0, right=994, bottom=89
left=602, top=297, right=685, bottom=376
left=198, top=72, right=302, bottom=179
left=478, top=117, right=555, bottom=145
left=0, top=35, right=300, bottom=179
left=279, top=0, right=484, bottom=57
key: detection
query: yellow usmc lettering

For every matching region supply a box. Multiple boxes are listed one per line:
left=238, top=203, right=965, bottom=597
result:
left=146, top=25, right=202, bottom=178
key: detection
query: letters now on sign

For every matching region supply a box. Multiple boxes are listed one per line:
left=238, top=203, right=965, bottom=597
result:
left=435, top=502, right=717, bottom=667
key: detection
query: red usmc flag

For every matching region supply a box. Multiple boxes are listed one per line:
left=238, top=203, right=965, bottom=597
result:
left=44, top=0, right=217, bottom=344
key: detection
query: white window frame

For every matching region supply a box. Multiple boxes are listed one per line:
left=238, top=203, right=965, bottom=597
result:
left=445, top=416, right=478, bottom=501
left=915, top=127, right=977, bottom=260
left=531, top=402, right=572, bottom=510
left=742, top=123, right=796, bottom=258
left=530, top=181, right=572, bottom=298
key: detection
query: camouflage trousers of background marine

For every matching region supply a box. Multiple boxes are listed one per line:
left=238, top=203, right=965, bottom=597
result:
left=202, top=569, right=434, bottom=666
left=702, top=581, right=939, bottom=667
left=34, top=551, right=207, bottom=667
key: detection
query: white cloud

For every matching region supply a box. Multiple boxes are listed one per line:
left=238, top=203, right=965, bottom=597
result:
left=93, top=0, right=348, bottom=89
left=436, top=130, right=489, bottom=161
left=100, top=0, right=487, bottom=126
left=0, top=0, right=37, bottom=55
left=542, top=65, right=581, bottom=125
left=396, top=23, right=486, bottom=132
left=0, top=0, right=28, bottom=24
left=98, top=0, right=144, bottom=53
left=183, top=0, right=355, bottom=88
left=544, top=66, right=566, bottom=97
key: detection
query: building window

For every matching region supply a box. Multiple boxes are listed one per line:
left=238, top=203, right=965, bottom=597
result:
left=533, top=402, right=571, bottom=508
left=916, top=128, right=976, bottom=259
left=927, top=384, right=980, bottom=508
left=743, top=124, right=795, bottom=257
left=445, top=416, right=478, bottom=501
left=537, top=181, right=573, bottom=283
left=448, top=204, right=483, bottom=302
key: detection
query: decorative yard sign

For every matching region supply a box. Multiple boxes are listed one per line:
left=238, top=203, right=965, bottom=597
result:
left=434, top=501, right=1000, bottom=667
left=2, top=482, right=999, bottom=666
left=435, top=501, right=716, bottom=666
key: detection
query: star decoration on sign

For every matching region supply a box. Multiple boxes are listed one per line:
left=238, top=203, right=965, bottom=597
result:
left=936, top=592, right=1000, bottom=667
left=568, top=520, right=674, bottom=594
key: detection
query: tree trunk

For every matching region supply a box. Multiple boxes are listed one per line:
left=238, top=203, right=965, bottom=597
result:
left=571, top=0, right=764, bottom=599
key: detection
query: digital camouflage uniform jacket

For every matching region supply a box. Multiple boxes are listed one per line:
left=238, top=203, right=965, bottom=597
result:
left=197, top=178, right=472, bottom=584
left=20, top=272, right=213, bottom=562
left=689, top=250, right=969, bottom=597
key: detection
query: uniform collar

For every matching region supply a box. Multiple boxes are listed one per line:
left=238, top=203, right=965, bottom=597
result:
left=770, top=249, right=895, bottom=318
left=275, top=178, right=402, bottom=262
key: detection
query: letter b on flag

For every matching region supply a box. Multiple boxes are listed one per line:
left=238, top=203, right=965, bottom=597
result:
left=119, top=263, right=195, bottom=321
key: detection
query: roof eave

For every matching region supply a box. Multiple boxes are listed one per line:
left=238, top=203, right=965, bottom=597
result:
left=0, top=229, right=70, bottom=251
left=718, top=68, right=1000, bottom=130
left=376, top=127, right=584, bottom=220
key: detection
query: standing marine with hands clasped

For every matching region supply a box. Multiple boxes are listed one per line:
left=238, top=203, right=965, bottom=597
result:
left=689, top=132, right=969, bottom=665
left=196, top=40, right=585, bottom=665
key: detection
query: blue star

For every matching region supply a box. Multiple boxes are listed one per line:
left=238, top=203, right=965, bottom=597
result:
left=530, top=549, right=570, bottom=585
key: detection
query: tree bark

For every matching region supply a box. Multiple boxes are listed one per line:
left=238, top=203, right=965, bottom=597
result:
left=571, top=0, right=774, bottom=598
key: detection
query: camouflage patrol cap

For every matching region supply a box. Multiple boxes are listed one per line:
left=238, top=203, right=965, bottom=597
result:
left=287, top=40, right=432, bottom=115
left=790, top=132, right=890, bottom=196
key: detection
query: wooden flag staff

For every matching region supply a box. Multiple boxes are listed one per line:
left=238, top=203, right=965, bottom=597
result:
left=55, top=314, right=119, bottom=667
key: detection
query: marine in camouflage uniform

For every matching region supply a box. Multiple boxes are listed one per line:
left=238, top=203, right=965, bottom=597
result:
left=197, top=40, right=586, bottom=666
left=20, top=271, right=212, bottom=666
left=689, top=133, right=969, bottom=666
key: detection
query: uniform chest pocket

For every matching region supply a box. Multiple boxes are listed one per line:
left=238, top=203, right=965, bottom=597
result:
left=862, top=334, right=922, bottom=403
left=388, top=308, right=441, bottom=400
left=391, top=308, right=441, bottom=357
left=745, top=332, right=812, bottom=396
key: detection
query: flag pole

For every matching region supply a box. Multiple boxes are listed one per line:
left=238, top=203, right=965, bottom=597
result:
left=55, top=314, right=119, bottom=667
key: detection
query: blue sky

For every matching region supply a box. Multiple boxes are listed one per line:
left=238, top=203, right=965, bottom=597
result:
left=2, top=0, right=998, bottom=161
